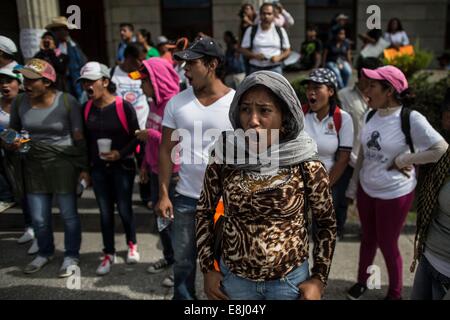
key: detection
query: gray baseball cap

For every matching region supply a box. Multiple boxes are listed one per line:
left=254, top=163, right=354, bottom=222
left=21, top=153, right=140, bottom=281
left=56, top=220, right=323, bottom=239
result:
left=0, top=36, right=18, bottom=55
left=77, top=62, right=111, bottom=82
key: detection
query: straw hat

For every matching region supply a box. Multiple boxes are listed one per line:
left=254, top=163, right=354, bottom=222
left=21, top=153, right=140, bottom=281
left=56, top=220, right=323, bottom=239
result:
left=45, top=16, right=77, bottom=30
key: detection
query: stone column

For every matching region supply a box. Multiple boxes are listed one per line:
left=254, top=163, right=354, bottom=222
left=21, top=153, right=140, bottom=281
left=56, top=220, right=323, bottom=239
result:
left=16, top=0, right=60, bottom=59
left=16, top=0, right=59, bottom=30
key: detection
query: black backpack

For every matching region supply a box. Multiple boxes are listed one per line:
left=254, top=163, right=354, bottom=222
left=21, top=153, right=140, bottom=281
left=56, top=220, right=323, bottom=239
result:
left=366, top=107, right=415, bottom=153
left=249, top=25, right=285, bottom=51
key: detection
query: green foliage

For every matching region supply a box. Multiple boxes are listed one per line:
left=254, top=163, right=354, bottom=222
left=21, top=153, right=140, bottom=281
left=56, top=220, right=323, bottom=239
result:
left=382, top=45, right=434, bottom=79
left=409, top=72, right=449, bottom=130
left=290, top=76, right=308, bottom=105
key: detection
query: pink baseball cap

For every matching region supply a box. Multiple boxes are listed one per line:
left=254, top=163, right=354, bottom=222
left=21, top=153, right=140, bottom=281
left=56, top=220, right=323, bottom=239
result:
left=362, top=65, right=408, bottom=93
left=14, top=58, right=57, bottom=83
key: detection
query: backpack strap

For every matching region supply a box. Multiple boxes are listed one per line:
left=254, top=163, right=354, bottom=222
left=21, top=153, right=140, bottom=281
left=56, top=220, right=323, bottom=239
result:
left=401, top=107, right=415, bottom=153
left=84, top=97, right=129, bottom=135
left=275, top=25, right=284, bottom=50
left=62, top=93, right=71, bottom=113
left=365, top=109, right=377, bottom=124
left=302, top=104, right=310, bottom=115
left=115, top=96, right=129, bottom=135
left=333, top=106, right=342, bottom=135
left=250, top=25, right=258, bottom=51
left=84, top=99, right=93, bottom=123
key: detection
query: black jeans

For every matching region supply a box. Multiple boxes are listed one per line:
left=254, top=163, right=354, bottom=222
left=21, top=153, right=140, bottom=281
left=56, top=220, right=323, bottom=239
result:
left=91, top=160, right=137, bottom=255
left=150, top=172, right=179, bottom=265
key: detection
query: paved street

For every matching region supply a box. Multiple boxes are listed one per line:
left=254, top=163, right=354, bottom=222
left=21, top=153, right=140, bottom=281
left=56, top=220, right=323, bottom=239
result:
left=0, top=181, right=417, bottom=300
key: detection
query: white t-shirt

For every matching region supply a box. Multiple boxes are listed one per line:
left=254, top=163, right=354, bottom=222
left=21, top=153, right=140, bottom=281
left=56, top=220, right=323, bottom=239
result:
left=111, top=66, right=150, bottom=130
left=241, top=23, right=290, bottom=68
left=304, top=108, right=354, bottom=172
left=359, top=108, right=443, bottom=200
left=162, top=87, right=235, bottom=199
left=384, top=31, right=410, bottom=47
left=338, top=86, right=369, bottom=167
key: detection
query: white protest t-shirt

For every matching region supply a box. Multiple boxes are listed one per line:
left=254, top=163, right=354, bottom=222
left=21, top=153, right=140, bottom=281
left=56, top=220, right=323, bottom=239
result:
left=0, top=107, right=10, bottom=129
left=112, top=66, right=150, bottom=130
left=359, top=108, right=444, bottom=200
left=241, top=23, right=290, bottom=68
left=162, top=87, right=235, bottom=199
left=304, top=108, right=354, bottom=172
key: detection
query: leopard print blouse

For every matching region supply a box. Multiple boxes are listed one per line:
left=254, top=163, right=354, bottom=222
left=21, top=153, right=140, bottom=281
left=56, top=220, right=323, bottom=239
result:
left=196, top=160, right=337, bottom=285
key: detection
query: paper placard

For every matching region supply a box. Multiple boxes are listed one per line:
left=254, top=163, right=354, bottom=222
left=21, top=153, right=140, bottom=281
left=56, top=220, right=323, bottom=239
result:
left=20, top=28, right=46, bottom=59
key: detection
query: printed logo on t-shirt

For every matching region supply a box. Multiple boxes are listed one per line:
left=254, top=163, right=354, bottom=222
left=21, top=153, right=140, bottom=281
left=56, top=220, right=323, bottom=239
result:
left=325, top=121, right=336, bottom=135
left=124, top=91, right=138, bottom=104
left=367, top=131, right=381, bottom=151
left=365, top=131, right=388, bottom=163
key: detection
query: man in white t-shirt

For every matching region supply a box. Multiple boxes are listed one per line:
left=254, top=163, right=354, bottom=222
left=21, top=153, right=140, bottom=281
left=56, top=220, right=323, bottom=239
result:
left=241, top=2, right=291, bottom=75
left=111, top=42, right=149, bottom=130
left=156, top=37, right=234, bottom=300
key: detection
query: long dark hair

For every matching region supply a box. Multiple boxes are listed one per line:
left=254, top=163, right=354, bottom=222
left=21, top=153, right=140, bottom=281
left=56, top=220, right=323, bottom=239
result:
left=380, top=80, right=415, bottom=108
left=387, top=18, right=404, bottom=33
left=138, top=29, right=154, bottom=47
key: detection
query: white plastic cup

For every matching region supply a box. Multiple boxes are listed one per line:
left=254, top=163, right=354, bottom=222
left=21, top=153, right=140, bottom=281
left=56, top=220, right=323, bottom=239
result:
left=97, top=139, right=112, bottom=160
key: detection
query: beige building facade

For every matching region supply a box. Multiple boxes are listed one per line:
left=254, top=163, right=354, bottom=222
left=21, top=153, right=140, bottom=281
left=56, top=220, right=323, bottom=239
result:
left=1, top=0, right=449, bottom=66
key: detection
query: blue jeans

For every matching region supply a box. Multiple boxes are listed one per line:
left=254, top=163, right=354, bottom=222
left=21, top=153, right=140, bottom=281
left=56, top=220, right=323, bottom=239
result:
left=150, top=172, right=178, bottom=265
left=326, top=61, right=352, bottom=89
left=248, top=65, right=283, bottom=75
left=91, top=161, right=137, bottom=255
left=27, top=193, right=81, bottom=258
left=172, top=192, right=198, bottom=300
left=411, top=255, right=450, bottom=300
left=220, top=259, right=310, bottom=300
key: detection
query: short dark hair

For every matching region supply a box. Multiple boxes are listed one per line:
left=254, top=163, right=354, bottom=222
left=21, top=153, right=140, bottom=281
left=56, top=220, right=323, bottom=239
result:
left=260, top=2, right=274, bottom=14
left=124, top=42, right=146, bottom=59
left=106, top=78, right=117, bottom=94
left=201, top=55, right=225, bottom=80
left=306, top=25, right=318, bottom=32
left=120, top=23, right=135, bottom=32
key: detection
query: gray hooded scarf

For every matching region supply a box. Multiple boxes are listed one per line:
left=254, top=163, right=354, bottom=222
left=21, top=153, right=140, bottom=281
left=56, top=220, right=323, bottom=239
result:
left=212, top=71, right=318, bottom=173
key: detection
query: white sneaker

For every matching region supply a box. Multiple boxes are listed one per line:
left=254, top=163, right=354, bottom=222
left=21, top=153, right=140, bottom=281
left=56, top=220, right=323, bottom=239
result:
left=27, top=239, right=39, bottom=255
left=18, top=227, right=35, bottom=244
left=58, top=257, right=80, bottom=278
left=162, top=274, right=174, bottom=288
left=96, top=254, right=116, bottom=276
left=0, top=201, right=15, bottom=213
left=126, top=242, right=140, bottom=264
left=24, top=255, right=52, bottom=274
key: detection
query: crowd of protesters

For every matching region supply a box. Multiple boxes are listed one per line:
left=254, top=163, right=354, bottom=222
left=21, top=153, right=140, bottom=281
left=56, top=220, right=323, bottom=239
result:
left=0, top=0, right=449, bottom=302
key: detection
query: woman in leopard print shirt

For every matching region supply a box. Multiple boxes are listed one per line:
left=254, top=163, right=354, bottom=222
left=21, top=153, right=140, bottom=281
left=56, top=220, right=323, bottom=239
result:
left=196, top=71, right=337, bottom=300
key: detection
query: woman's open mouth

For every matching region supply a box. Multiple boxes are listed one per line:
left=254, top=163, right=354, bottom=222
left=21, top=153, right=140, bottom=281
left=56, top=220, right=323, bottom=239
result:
left=86, top=88, right=94, bottom=97
left=1, top=88, right=10, bottom=96
left=308, top=97, right=317, bottom=106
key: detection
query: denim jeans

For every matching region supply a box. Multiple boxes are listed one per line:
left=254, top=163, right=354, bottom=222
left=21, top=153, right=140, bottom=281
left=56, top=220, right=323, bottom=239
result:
left=220, top=259, right=310, bottom=300
left=326, top=61, right=352, bottom=89
left=248, top=65, right=283, bottom=75
left=27, top=193, right=81, bottom=258
left=411, top=256, right=450, bottom=300
left=150, top=172, right=179, bottom=265
left=332, top=166, right=354, bottom=236
left=172, top=192, right=199, bottom=300
left=91, top=161, right=137, bottom=255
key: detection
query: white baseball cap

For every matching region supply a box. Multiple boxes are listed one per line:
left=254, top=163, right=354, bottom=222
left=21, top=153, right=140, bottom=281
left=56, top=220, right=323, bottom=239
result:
left=0, top=36, right=18, bottom=55
left=78, top=62, right=111, bottom=82
left=0, top=65, right=23, bottom=83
